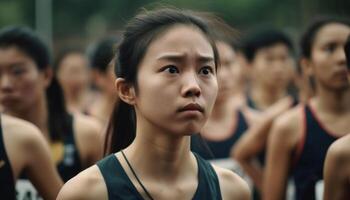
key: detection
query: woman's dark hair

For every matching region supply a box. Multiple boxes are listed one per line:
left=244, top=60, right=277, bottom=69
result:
left=104, top=8, right=219, bottom=155
left=88, top=36, right=119, bottom=73
left=0, top=26, right=70, bottom=141
left=346, top=35, right=350, bottom=68
left=241, top=28, right=294, bottom=62
left=300, top=16, right=350, bottom=59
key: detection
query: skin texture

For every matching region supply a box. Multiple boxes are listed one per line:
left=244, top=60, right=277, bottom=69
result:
left=57, top=25, right=250, bottom=200
left=323, top=134, right=350, bottom=200
left=248, top=43, right=295, bottom=111
left=0, top=47, right=102, bottom=171
left=233, top=96, right=293, bottom=191
left=263, top=23, right=350, bottom=200
left=56, top=52, right=91, bottom=113
left=2, top=114, right=62, bottom=200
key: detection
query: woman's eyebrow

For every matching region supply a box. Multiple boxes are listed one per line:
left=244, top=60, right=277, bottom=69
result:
left=157, top=52, right=214, bottom=62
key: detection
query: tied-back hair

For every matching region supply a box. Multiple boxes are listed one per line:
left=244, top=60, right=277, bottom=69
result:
left=104, top=7, right=220, bottom=155
left=0, top=26, right=71, bottom=141
left=300, top=16, right=350, bottom=59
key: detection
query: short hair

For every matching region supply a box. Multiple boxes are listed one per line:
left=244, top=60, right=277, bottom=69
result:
left=89, top=36, right=119, bottom=73
left=300, top=16, right=350, bottom=59
left=241, top=28, right=293, bottom=62
left=0, top=26, right=50, bottom=70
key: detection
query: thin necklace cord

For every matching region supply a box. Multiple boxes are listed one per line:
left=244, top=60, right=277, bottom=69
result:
left=121, top=150, right=155, bottom=200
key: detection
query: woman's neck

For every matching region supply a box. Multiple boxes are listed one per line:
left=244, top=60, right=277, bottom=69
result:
left=5, top=95, right=49, bottom=139
left=313, top=85, right=350, bottom=114
left=250, top=84, right=286, bottom=110
left=124, top=118, right=196, bottom=182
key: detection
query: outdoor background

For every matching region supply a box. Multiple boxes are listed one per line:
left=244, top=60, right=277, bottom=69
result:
left=0, top=0, right=349, bottom=55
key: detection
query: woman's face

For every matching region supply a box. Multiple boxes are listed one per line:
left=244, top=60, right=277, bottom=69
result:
left=251, top=43, right=295, bottom=91
left=57, top=53, right=90, bottom=95
left=309, top=23, right=350, bottom=91
left=0, top=46, right=48, bottom=113
left=132, top=25, right=218, bottom=136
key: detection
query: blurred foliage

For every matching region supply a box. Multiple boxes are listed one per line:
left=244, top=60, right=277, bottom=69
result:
left=0, top=0, right=349, bottom=50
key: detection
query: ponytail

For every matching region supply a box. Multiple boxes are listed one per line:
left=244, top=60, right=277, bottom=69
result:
left=104, top=100, right=136, bottom=155
left=47, top=76, right=71, bottom=141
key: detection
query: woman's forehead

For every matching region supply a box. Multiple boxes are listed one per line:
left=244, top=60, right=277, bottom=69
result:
left=144, top=25, right=214, bottom=59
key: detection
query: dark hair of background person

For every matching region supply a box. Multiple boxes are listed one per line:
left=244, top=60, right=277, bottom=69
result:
left=346, top=35, right=350, bottom=68
left=104, top=7, right=220, bottom=155
left=88, top=36, right=120, bottom=73
left=240, top=28, right=294, bottom=63
left=0, top=26, right=71, bottom=141
left=300, top=16, right=350, bottom=59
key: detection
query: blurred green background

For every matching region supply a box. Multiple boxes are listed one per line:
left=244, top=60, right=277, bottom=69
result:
left=0, top=0, right=349, bottom=54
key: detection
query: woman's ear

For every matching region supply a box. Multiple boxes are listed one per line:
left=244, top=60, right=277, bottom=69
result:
left=115, top=78, right=136, bottom=105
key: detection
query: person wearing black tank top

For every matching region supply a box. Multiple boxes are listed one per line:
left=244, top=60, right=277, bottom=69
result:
left=0, top=26, right=103, bottom=200
left=0, top=114, right=62, bottom=200
left=57, top=8, right=250, bottom=200
left=264, top=18, right=350, bottom=200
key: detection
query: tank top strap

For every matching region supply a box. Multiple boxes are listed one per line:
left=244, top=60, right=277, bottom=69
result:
left=192, top=153, right=222, bottom=200
left=97, top=154, right=143, bottom=200
left=0, top=115, right=16, bottom=199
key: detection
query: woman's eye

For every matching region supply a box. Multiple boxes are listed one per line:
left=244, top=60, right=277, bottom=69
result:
left=199, top=66, right=214, bottom=75
left=12, top=66, right=25, bottom=75
left=324, top=43, right=337, bottom=53
left=162, top=65, right=179, bottom=74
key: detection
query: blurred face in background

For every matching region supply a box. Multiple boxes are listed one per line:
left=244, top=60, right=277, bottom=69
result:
left=307, top=23, right=350, bottom=91
left=0, top=46, right=50, bottom=113
left=250, top=43, right=295, bottom=91
left=57, top=52, right=90, bottom=96
left=216, top=41, right=244, bottom=102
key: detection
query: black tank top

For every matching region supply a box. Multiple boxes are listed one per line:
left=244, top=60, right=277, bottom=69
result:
left=16, top=115, right=82, bottom=200
left=0, top=115, right=16, bottom=200
left=97, top=153, right=222, bottom=200
left=191, top=110, right=248, bottom=160
left=292, top=105, right=341, bottom=200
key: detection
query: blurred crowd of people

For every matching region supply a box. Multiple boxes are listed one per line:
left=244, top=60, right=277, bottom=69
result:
left=0, top=6, right=349, bottom=200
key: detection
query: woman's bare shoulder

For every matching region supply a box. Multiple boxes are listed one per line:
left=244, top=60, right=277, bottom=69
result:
left=213, top=165, right=251, bottom=200
left=56, top=165, right=108, bottom=200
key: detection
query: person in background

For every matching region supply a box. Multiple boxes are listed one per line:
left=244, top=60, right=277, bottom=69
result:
left=240, top=28, right=296, bottom=111
left=0, top=113, right=62, bottom=200
left=0, top=26, right=102, bottom=200
left=263, top=17, right=350, bottom=200
left=55, top=48, right=92, bottom=114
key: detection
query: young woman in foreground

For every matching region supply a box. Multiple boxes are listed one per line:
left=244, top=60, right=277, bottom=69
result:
left=57, top=8, right=250, bottom=200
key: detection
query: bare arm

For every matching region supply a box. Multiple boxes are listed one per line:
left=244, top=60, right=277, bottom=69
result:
left=323, top=135, right=350, bottom=200
left=233, top=97, right=293, bottom=191
left=232, top=117, right=272, bottom=191
left=24, top=126, right=63, bottom=200
left=57, top=165, right=107, bottom=200
left=263, top=109, right=300, bottom=200
left=214, top=165, right=251, bottom=200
